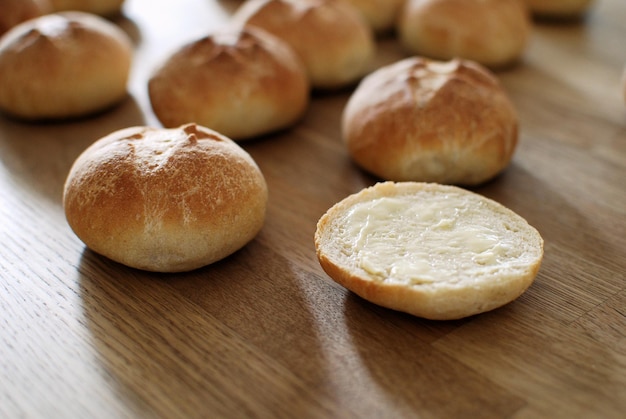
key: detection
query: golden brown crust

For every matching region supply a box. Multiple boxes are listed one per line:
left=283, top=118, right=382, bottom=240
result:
left=314, top=182, right=544, bottom=320
left=0, top=11, right=132, bottom=120
left=318, top=252, right=541, bottom=320
left=148, top=26, right=310, bottom=140
left=48, top=0, right=125, bottom=16
left=63, top=124, right=268, bottom=272
left=0, top=0, right=51, bottom=36
left=233, top=0, right=375, bottom=89
left=342, top=57, right=518, bottom=185
left=398, top=0, right=531, bottom=68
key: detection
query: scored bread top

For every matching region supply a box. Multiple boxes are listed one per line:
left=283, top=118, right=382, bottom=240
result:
left=0, top=11, right=132, bottom=120
left=314, top=181, right=543, bottom=320
left=232, top=0, right=375, bottom=89
left=148, top=26, right=310, bottom=140
left=342, top=57, right=518, bottom=185
left=63, top=123, right=268, bottom=272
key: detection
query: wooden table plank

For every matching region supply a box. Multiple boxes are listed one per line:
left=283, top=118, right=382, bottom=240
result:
left=1, top=0, right=625, bottom=417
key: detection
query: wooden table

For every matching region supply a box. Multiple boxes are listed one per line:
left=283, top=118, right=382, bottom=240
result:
left=1, top=0, right=625, bottom=417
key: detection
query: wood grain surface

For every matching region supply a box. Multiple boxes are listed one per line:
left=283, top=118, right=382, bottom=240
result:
left=1, top=0, right=625, bottom=417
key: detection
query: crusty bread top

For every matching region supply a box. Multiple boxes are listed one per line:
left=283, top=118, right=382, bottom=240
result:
left=315, top=182, right=544, bottom=320
left=232, top=0, right=375, bottom=89
left=0, top=11, right=132, bottom=119
left=148, top=26, right=309, bottom=140
left=63, top=124, right=268, bottom=272
left=398, top=0, right=531, bottom=68
left=342, top=57, right=518, bottom=185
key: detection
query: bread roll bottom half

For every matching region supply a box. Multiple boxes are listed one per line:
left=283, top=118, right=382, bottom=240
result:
left=314, top=182, right=544, bottom=320
left=63, top=124, right=268, bottom=273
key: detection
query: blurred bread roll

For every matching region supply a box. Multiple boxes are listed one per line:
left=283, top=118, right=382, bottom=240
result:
left=233, top=0, right=375, bottom=89
left=63, top=123, right=268, bottom=273
left=525, top=0, right=595, bottom=18
left=148, top=27, right=310, bottom=141
left=0, top=12, right=132, bottom=120
left=315, top=181, right=544, bottom=320
left=342, top=0, right=406, bottom=34
left=48, top=0, right=125, bottom=16
left=398, top=0, right=531, bottom=68
left=0, top=0, right=51, bottom=36
left=342, top=57, right=518, bottom=185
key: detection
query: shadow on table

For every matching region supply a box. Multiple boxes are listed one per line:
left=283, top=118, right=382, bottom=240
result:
left=76, top=236, right=336, bottom=417
left=341, top=292, right=527, bottom=418
left=339, top=160, right=624, bottom=416
left=0, top=96, right=146, bottom=205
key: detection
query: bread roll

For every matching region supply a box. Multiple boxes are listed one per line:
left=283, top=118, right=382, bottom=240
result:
left=341, top=0, right=405, bottom=34
left=148, top=26, right=310, bottom=141
left=48, top=0, right=125, bottom=16
left=63, top=123, right=268, bottom=273
left=525, top=0, right=595, bottom=18
left=0, top=12, right=132, bottom=120
left=0, top=0, right=51, bottom=36
left=233, top=0, right=375, bottom=89
left=398, top=0, right=531, bottom=68
left=315, top=181, right=544, bottom=320
left=342, top=57, right=518, bottom=185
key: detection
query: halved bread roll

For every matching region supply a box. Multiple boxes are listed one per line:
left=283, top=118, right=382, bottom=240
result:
left=314, top=181, right=544, bottom=320
left=63, top=123, right=268, bottom=273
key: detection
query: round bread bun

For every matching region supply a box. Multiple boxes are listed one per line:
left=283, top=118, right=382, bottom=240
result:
left=48, top=0, right=125, bottom=16
left=232, top=0, right=375, bottom=89
left=525, top=0, right=595, bottom=18
left=0, top=0, right=52, bottom=36
left=342, top=0, right=406, bottom=34
left=148, top=26, right=310, bottom=141
left=0, top=12, right=132, bottom=120
left=398, top=0, right=531, bottom=68
left=342, top=57, right=518, bottom=185
left=63, top=123, right=268, bottom=273
left=314, top=181, right=544, bottom=320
